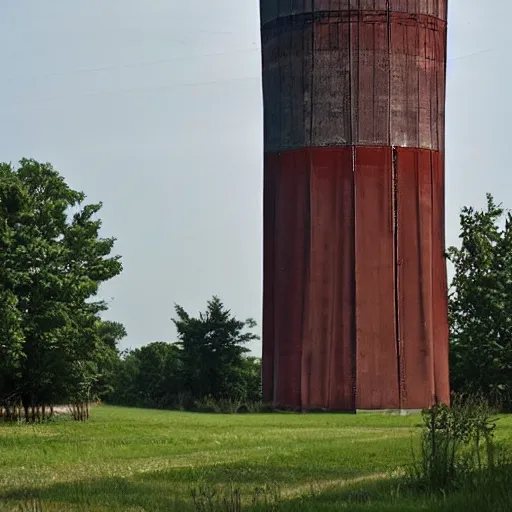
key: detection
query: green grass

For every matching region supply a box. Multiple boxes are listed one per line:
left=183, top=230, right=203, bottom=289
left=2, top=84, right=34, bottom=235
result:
left=0, top=406, right=511, bottom=511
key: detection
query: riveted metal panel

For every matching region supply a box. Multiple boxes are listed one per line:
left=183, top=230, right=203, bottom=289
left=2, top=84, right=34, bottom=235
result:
left=431, top=152, right=450, bottom=404
left=263, top=148, right=357, bottom=411
left=262, top=155, right=278, bottom=404
left=355, top=12, right=391, bottom=145
left=312, top=18, right=352, bottom=146
left=304, top=148, right=356, bottom=410
left=260, top=0, right=447, bottom=22
left=354, top=146, right=400, bottom=410
left=325, top=149, right=357, bottom=411
left=396, top=148, right=436, bottom=409
left=261, top=7, right=447, bottom=152
left=272, top=152, right=309, bottom=408
left=262, top=23, right=314, bottom=152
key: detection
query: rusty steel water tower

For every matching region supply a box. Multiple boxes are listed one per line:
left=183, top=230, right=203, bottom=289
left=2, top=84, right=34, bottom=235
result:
left=260, top=1, right=450, bottom=411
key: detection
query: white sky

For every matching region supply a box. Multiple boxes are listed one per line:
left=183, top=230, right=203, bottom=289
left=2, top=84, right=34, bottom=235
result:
left=0, top=1, right=506, bottom=353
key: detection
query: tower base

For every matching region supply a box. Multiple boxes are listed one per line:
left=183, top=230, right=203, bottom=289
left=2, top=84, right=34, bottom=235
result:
left=263, top=146, right=450, bottom=411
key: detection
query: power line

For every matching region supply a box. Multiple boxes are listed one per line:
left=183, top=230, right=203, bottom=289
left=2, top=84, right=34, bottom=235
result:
left=6, top=47, right=260, bottom=83
left=13, top=75, right=261, bottom=107
left=448, top=48, right=493, bottom=62
left=8, top=47, right=493, bottom=107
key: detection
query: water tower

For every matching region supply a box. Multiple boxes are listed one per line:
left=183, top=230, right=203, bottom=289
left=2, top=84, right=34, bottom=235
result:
left=260, top=1, right=450, bottom=411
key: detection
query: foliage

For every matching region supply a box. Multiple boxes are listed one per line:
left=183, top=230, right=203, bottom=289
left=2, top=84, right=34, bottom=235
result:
left=107, top=297, right=261, bottom=413
left=107, top=298, right=262, bottom=411
left=448, top=193, right=512, bottom=408
left=0, top=159, right=123, bottom=421
left=411, top=395, right=499, bottom=492
left=173, top=296, right=259, bottom=403
left=108, top=341, right=183, bottom=409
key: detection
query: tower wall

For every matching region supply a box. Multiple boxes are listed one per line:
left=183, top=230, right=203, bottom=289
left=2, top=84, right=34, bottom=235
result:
left=261, top=1, right=450, bottom=410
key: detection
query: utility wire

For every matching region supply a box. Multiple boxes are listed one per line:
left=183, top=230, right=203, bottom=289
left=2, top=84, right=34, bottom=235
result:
left=7, top=47, right=493, bottom=107
left=5, top=47, right=260, bottom=83
left=11, top=75, right=261, bottom=107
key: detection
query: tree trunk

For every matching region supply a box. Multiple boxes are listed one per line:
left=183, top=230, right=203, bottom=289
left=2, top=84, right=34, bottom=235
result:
left=22, top=395, right=30, bottom=423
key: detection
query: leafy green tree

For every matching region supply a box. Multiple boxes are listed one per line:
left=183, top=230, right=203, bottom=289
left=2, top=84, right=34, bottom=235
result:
left=107, top=350, right=141, bottom=406
left=448, top=194, right=512, bottom=407
left=133, top=342, right=183, bottom=408
left=97, top=321, right=127, bottom=351
left=107, top=342, right=183, bottom=408
left=0, top=159, right=122, bottom=421
left=93, top=320, right=127, bottom=399
left=240, top=356, right=262, bottom=403
left=0, top=165, right=31, bottom=416
left=172, top=296, right=259, bottom=402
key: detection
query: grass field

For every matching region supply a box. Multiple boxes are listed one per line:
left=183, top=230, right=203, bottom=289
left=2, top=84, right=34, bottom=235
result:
left=0, top=406, right=511, bottom=511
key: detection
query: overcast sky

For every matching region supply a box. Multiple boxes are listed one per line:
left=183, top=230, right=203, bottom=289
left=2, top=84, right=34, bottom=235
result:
left=0, top=1, right=507, bottom=353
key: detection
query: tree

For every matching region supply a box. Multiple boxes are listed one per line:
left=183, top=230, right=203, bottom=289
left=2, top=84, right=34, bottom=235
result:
left=0, top=159, right=122, bottom=421
left=172, top=296, right=259, bottom=402
left=240, top=356, right=262, bottom=403
left=107, top=342, right=183, bottom=409
left=133, top=342, right=183, bottom=408
left=93, top=320, right=128, bottom=399
left=448, top=193, right=512, bottom=407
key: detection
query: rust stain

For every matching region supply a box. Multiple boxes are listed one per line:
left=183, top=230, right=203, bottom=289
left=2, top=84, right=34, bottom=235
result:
left=261, top=1, right=449, bottom=410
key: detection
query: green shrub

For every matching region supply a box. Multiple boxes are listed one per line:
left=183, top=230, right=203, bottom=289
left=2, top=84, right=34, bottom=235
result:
left=411, top=394, right=500, bottom=492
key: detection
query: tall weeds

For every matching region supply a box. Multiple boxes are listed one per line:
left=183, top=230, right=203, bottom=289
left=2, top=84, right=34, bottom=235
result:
left=412, top=394, right=501, bottom=491
left=191, top=483, right=280, bottom=512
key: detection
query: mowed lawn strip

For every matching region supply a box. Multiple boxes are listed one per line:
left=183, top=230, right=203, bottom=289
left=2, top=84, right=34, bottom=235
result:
left=0, top=406, right=510, bottom=511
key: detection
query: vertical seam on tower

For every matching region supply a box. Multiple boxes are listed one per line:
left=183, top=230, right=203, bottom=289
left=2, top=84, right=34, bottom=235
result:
left=310, top=0, right=316, bottom=146
left=430, top=151, right=437, bottom=403
left=434, top=15, right=440, bottom=151
left=299, top=0, right=315, bottom=411
left=386, top=1, right=402, bottom=410
left=301, top=0, right=307, bottom=151
left=274, top=0, right=281, bottom=405
left=355, top=0, right=360, bottom=144
left=300, top=151, right=312, bottom=411
left=416, top=8, right=420, bottom=148
left=352, top=0, right=358, bottom=406
left=273, top=165, right=281, bottom=405
left=415, top=151, right=425, bottom=407
left=348, top=1, right=353, bottom=144
left=289, top=1, right=295, bottom=149
left=277, top=0, right=283, bottom=152
left=326, top=0, right=334, bottom=410
left=392, top=146, right=402, bottom=410
left=442, top=3, right=448, bottom=154
left=351, top=144, right=357, bottom=411
left=349, top=0, right=357, bottom=412
left=386, top=0, right=391, bottom=147
left=372, top=16, right=376, bottom=142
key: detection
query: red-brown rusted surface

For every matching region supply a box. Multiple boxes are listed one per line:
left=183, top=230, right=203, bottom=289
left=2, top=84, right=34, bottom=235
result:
left=431, top=153, right=451, bottom=404
left=396, top=147, right=436, bottom=409
left=260, top=1, right=449, bottom=410
left=354, top=147, right=399, bottom=410
left=305, top=148, right=355, bottom=410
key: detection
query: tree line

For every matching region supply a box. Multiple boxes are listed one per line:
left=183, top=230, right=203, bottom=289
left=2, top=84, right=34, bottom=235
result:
left=0, top=159, right=261, bottom=421
left=107, top=296, right=262, bottom=411
left=1, top=158, right=512, bottom=422
left=0, top=159, right=123, bottom=422
left=448, top=194, right=512, bottom=409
